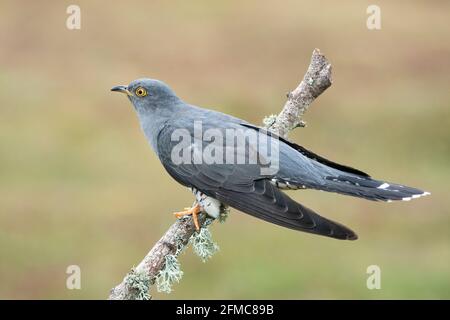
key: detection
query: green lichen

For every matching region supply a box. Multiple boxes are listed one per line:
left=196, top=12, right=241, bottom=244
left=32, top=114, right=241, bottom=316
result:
left=155, top=254, right=184, bottom=294
left=190, top=227, right=219, bottom=262
left=125, top=268, right=152, bottom=300
left=153, top=207, right=228, bottom=294
left=218, top=206, right=230, bottom=223
left=263, top=114, right=278, bottom=128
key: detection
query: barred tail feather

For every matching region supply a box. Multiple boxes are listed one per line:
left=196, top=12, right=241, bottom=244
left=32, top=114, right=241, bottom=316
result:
left=322, top=175, right=430, bottom=202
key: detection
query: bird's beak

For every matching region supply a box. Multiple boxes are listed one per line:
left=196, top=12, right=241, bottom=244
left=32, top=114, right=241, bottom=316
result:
left=111, top=85, right=132, bottom=96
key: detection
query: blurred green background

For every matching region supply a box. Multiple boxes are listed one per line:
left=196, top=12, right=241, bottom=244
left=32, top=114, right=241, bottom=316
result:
left=0, top=0, right=449, bottom=299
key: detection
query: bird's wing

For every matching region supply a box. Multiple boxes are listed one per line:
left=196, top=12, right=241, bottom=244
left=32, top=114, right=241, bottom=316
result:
left=156, top=121, right=271, bottom=192
left=213, top=179, right=357, bottom=240
left=240, top=123, right=370, bottom=177
left=157, top=122, right=357, bottom=240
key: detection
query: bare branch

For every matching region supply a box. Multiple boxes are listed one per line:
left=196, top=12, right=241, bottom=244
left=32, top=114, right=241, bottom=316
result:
left=269, top=48, right=332, bottom=138
left=108, top=48, right=333, bottom=300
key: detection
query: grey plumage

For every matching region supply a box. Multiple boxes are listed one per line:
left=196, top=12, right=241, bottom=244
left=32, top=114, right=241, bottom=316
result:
left=112, top=78, right=430, bottom=241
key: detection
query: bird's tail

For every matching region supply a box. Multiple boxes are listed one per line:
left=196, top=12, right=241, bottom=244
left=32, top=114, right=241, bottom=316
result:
left=321, top=175, right=430, bottom=202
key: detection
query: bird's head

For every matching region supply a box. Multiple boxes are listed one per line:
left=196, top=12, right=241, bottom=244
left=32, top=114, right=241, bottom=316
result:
left=111, top=78, right=180, bottom=112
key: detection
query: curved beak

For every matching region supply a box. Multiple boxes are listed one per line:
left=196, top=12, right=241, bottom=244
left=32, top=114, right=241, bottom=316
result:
left=111, top=85, right=132, bottom=96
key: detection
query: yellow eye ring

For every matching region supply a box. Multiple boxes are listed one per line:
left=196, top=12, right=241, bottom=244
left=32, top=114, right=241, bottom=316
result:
left=135, top=87, right=147, bottom=97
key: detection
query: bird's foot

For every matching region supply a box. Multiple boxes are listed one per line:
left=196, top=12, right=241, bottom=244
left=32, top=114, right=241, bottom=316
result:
left=173, top=203, right=202, bottom=231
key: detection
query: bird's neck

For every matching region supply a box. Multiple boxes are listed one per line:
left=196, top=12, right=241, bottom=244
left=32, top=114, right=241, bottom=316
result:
left=136, top=100, right=184, bottom=154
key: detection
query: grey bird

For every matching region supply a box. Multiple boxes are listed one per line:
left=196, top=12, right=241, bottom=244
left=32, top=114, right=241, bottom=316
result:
left=112, top=78, right=430, bottom=240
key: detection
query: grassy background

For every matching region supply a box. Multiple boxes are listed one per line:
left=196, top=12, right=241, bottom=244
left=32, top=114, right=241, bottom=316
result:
left=0, top=0, right=449, bottom=299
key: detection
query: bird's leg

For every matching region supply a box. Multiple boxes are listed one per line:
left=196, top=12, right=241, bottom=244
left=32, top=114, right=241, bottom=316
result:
left=173, top=203, right=202, bottom=231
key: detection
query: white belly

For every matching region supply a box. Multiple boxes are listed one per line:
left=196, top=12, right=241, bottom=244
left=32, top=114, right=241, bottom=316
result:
left=191, top=188, right=221, bottom=219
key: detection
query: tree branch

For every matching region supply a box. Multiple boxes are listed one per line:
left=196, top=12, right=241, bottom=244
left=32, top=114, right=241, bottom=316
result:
left=269, top=48, right=332, bottom=138
left=108, top=48, right=332, bottom=300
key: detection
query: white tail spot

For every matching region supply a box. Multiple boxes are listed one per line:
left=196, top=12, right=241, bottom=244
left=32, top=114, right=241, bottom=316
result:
left=377, top=183, right=390, bottom=189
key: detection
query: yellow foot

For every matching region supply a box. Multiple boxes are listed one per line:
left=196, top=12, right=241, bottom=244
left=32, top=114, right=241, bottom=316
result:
left=173, top=203, right=202, bottom=231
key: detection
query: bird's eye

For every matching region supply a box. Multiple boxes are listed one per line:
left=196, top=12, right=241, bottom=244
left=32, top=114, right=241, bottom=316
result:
left=135, top=87, right=147, bottom=97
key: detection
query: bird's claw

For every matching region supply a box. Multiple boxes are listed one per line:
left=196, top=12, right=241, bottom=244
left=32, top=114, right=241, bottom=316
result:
left=173, top=204, right=202, bottom=231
